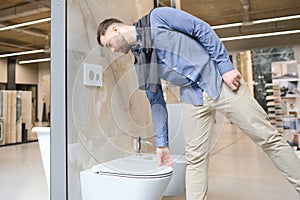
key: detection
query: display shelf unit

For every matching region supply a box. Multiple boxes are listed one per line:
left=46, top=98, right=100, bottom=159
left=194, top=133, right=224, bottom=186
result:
left=265, top=83, right=284, bottom=133
left=0, top=90, right=36, bottom=147
left=271, top=60, right=300, bottom=148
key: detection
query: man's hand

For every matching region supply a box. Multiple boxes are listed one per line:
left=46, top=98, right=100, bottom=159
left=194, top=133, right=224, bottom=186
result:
left=222, top=69, right=242, bottom=92
left=156, top=146, right=173, bottom=167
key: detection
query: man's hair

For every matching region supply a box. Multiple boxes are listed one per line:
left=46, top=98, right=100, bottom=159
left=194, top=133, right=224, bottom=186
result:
left=97, top=18, right=124, bottom=46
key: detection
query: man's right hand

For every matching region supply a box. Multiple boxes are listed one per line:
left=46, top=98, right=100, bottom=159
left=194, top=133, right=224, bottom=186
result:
left=156, top=146, right=173, bottom=167
left=222, top=69, right=241, bottom=92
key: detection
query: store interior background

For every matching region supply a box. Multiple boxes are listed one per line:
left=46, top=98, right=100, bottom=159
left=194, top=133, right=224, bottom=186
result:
left=1, top=0, right=300, bottom=200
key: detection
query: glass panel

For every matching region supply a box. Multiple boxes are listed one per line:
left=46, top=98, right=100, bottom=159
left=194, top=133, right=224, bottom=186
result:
left=67, top=1, right=153, bottom=199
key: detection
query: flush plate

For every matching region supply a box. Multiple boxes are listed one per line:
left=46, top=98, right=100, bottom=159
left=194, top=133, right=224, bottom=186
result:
left=83, top=63, right=102, bottom=87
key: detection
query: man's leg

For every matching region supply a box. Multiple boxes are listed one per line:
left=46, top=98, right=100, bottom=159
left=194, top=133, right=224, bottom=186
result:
left=181, top=93, right=215, bottom=200
left=214, top=81, right=300, bottom=195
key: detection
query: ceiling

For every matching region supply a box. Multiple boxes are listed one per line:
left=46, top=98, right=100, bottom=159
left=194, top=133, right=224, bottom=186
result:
left=164, top=0, right=300, bottom=50
left=0, top=0, right=300, bottom=61
left=0, top=0, right=50, bottom=61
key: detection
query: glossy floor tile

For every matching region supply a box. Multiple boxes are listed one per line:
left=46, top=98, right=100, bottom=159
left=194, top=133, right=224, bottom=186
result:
left=163, top=123, right=299, bottom=200
left=0, top=122, right=299, bottom=200
left=0, top=142, right=48, bottom=200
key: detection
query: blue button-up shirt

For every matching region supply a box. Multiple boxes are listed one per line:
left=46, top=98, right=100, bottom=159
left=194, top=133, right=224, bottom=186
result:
left=134, top=7, right=235, bottom=147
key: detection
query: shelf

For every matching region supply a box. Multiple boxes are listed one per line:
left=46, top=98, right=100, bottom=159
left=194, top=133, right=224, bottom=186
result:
left=273, top=78, right=299, bottom=82
left=281, top=95, right=300, bottom=99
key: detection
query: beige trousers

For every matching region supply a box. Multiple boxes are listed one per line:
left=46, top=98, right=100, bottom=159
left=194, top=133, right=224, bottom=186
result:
left=181, top=81, right=300, bottom=200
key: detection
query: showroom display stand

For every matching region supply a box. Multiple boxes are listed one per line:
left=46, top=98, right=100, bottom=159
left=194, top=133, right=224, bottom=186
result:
left=265, top=83, right=284, bottom=133
left=270, top=61, right=300, bottom=148
left=0, top=90, right=37, bottom=147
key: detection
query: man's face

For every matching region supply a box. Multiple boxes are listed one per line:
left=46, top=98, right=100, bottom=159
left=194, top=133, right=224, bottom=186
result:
left=100, top=25, right=131, bottom=54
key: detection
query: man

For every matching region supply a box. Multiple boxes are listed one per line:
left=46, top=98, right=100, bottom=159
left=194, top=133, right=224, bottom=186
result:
left=97, top=6, right=300, bottom=200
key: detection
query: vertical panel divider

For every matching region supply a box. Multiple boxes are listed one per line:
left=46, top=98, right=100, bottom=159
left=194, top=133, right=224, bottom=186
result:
left=50, top=0, right=67, bottom=199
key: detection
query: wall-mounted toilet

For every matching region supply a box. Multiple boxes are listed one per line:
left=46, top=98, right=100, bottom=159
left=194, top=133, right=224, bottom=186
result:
left=164, top=154, right=186, bottom=196
left=125, top=153, right=186, bottom=196
left=80, top=157, right=173, bottom=200
left=166, top=104, right=187, bottom=196
left=80, top=104, right=187, bottom=200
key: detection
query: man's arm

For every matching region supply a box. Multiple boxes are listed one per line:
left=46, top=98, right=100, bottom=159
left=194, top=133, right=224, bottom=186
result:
left=151, top=7, right=241, bottom=91
left=145, top=84, right=168, bottom=147
left=145, top=84, right=173, bottom=167
left=151, top=7, right=234, bottom=76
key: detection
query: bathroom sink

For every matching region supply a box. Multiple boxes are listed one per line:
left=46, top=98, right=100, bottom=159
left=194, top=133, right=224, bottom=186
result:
left=125, top=154, right=158, bottom=161
left=139, top=154, right=157, bottom=160
left=125, top=153, right=186, bottom=164
left=32, top=126, right=50, bottom=195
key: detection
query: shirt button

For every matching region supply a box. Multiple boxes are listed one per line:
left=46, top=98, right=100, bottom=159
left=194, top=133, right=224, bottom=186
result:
left=187, top=75, right=191, bottom=78
left=197, top=82, right=200, bottom=84
left=173, top=67, right=177, bottom=70
left=162, top=59, right=166, bottom=62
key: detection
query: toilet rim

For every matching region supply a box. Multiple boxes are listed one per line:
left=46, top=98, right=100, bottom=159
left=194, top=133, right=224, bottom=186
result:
left=92, top=157, right=174, bottom=179
left=95, top=170, right=173, bottom=179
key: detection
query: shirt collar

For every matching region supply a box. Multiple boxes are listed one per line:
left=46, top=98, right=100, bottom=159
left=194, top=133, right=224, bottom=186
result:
left=130, top=27, right=142, bottom=51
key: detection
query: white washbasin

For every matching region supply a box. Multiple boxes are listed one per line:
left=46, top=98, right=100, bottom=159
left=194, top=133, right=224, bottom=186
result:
left=32, top=126, right=50, bottom=197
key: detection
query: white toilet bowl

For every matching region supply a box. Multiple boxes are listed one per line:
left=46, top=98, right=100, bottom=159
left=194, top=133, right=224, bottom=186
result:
left=80, top=157, right=173, bottom=200
left=126, top=154, right=186, bottom=196
left=164, top=154, right=186, bottom=196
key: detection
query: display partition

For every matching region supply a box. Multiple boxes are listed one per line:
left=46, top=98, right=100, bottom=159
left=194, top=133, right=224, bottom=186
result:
left=50, top=0, right=153, bottom=200
left=50, top=0, right=67, bottom=199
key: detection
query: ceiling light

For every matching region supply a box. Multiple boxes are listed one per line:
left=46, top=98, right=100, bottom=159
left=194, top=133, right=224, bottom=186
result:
left=0, top=18, right=51, bottom=32
left=212, top=22, right=243, bottom=29
left=19, top=58, right=50, bottom=64
left=212, top=14, right=300, bottom=30
left=253, top=14, right=300, bottom=25
left=0, top=49, right=45, bottom=58
left=220, top=29, right=300, bottom=41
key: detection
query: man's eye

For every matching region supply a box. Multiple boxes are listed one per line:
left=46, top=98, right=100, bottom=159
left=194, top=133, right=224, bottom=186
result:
left=106, top=43, right=112, bottom=48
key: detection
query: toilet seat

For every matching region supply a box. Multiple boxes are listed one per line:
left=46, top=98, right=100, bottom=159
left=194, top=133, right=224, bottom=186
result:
left=81, top=157, right=174, bottom=200
left=96, top=170, right=173, bottom=179
left=92, top=158, right=173, bottom=179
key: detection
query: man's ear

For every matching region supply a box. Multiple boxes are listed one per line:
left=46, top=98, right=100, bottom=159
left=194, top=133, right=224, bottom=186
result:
left=111, top=24, right=121, bottom=34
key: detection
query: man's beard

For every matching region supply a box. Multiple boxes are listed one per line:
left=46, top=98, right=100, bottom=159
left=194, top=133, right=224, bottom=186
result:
left=118, top=35, right=132, bottom=54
